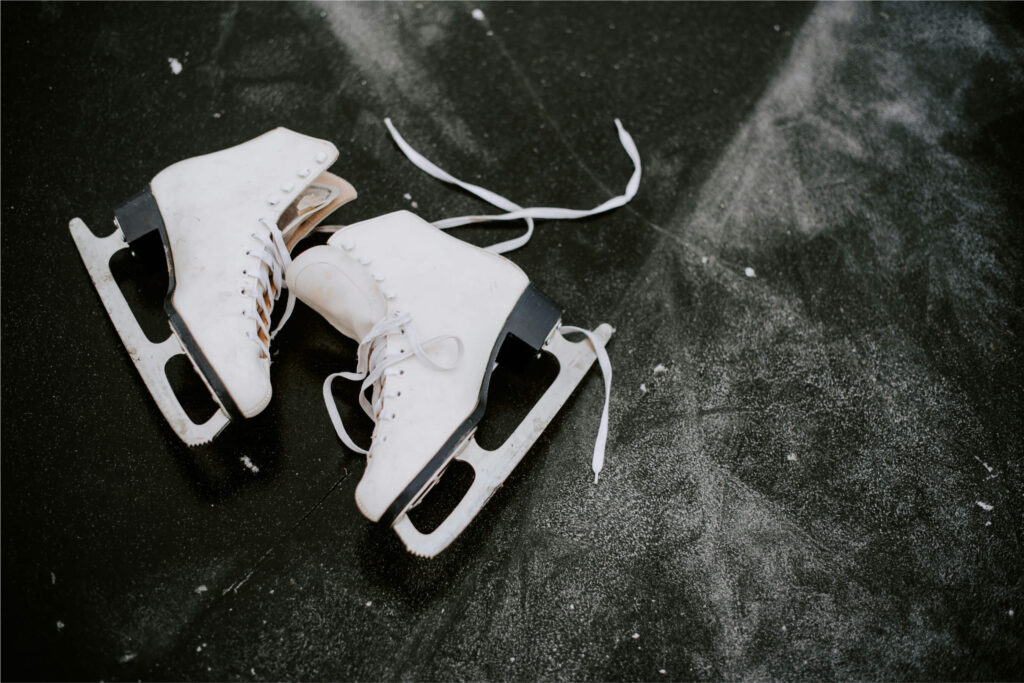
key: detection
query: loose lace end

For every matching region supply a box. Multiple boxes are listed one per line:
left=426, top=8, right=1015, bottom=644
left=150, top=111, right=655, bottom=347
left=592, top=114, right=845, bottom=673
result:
left=561, top=325, right=612, bottom=485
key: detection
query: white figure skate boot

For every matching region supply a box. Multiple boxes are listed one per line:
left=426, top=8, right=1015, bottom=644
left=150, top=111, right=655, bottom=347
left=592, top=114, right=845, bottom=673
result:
left=69, top=128, right=357, bottom=445
left=287, top=210, right=613, bottom=557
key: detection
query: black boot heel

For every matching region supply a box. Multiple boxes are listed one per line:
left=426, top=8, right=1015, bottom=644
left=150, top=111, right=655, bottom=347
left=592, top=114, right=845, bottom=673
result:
left=505, top=283, right=563, bottom=350
left=114, top=188, right=167, bottom=247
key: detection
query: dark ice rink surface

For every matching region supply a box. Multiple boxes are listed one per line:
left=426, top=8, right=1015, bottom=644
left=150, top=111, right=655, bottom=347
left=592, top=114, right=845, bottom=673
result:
left=3, top=2, right=1023, bottom=680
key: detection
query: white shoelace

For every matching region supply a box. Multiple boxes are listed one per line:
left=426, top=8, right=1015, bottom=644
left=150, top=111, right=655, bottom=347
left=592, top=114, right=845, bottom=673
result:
left=242, top=218, right=296, bottom=357
left=322, top=311, right=463, bottom=455
left=384, top=118, right=641, bottom=255
left=358, top=118, right=638, bottom=482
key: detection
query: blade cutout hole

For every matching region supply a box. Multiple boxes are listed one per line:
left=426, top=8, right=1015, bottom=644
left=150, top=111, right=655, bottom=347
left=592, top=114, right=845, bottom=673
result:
left=474, top=334, right=561, bottom=450
left=165, top=354, right=222, bottom=424
left=109, top=234, right=172, bottom=344
left=406, top=459, right=475, bottom=534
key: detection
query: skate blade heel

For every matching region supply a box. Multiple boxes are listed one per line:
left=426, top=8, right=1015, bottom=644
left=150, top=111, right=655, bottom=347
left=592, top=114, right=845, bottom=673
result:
left=69, top=216, right=230, bottom=445
left=114, top=188, right=166, bottom=247
left=504, top=283, right=563, bottom=350
left=392, top=320, right=615, bottom=558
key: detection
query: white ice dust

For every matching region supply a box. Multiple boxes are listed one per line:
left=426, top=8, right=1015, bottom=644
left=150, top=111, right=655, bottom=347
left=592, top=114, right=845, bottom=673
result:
left=119, top=652, right=136, bottom=663
left=631, top=632, right=640, bottom=639
left=973, top=456, right=994, bottom=473
left=653, top=364, right=667, bottom=375
left=744, top=266, right=756, bottom=278
left=976, top=501, right=993, bottom=511
left=168, top=57, right=183, bottom=75
left=240, top=456, right=260, bottom=474
left=195, top=584, right=208, bottom=594
left=472, top=8, right=485, bottom=21
left=787, top=453, right=798, bottom=462
left=56, top=620, right=65, bottom=631
left=639, top=383, right=647, bottom=395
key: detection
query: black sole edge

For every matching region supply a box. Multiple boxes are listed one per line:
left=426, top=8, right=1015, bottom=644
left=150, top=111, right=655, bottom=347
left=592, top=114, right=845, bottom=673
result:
left=115, top=188, right=245, bottom=425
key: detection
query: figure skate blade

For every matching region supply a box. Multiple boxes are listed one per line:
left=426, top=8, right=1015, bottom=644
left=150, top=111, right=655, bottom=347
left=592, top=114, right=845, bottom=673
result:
left=69, top=218, right=230, bottom=445
left=392, top=322, right=614, bottom=557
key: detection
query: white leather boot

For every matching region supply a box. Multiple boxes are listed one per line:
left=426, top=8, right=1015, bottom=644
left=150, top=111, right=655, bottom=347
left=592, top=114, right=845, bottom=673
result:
left=288, top=210, right=613, bottom=556
left=70, top=128, right=357, bottom=445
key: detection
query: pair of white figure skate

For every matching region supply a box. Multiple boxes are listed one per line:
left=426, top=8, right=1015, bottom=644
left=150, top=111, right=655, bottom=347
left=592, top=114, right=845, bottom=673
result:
left=69, top=124, right=638, bottom=557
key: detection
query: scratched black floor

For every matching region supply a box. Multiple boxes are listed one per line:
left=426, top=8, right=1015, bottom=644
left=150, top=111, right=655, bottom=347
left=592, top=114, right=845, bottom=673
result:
left=2, top=3, right=1022, bottom=681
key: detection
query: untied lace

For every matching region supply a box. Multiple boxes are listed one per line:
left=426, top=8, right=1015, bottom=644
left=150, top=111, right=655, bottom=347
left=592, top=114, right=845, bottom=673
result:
left=322, top=311, right=463, bottom=455
left=242, top=217, right=296, bottom=357
left=375, top=118, right=642, bottom=482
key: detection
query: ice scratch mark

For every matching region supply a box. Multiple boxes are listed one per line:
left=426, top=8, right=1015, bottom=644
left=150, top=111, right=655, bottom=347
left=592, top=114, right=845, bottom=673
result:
left=50, top=572, right=56, bottom=585
left=973, top=455, right=994, bottom=473
left=119, top=652, right=136, bottom=663
left=168, top=57, right=183, bottom=75
left=976, top=501, right=993, bottom=511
